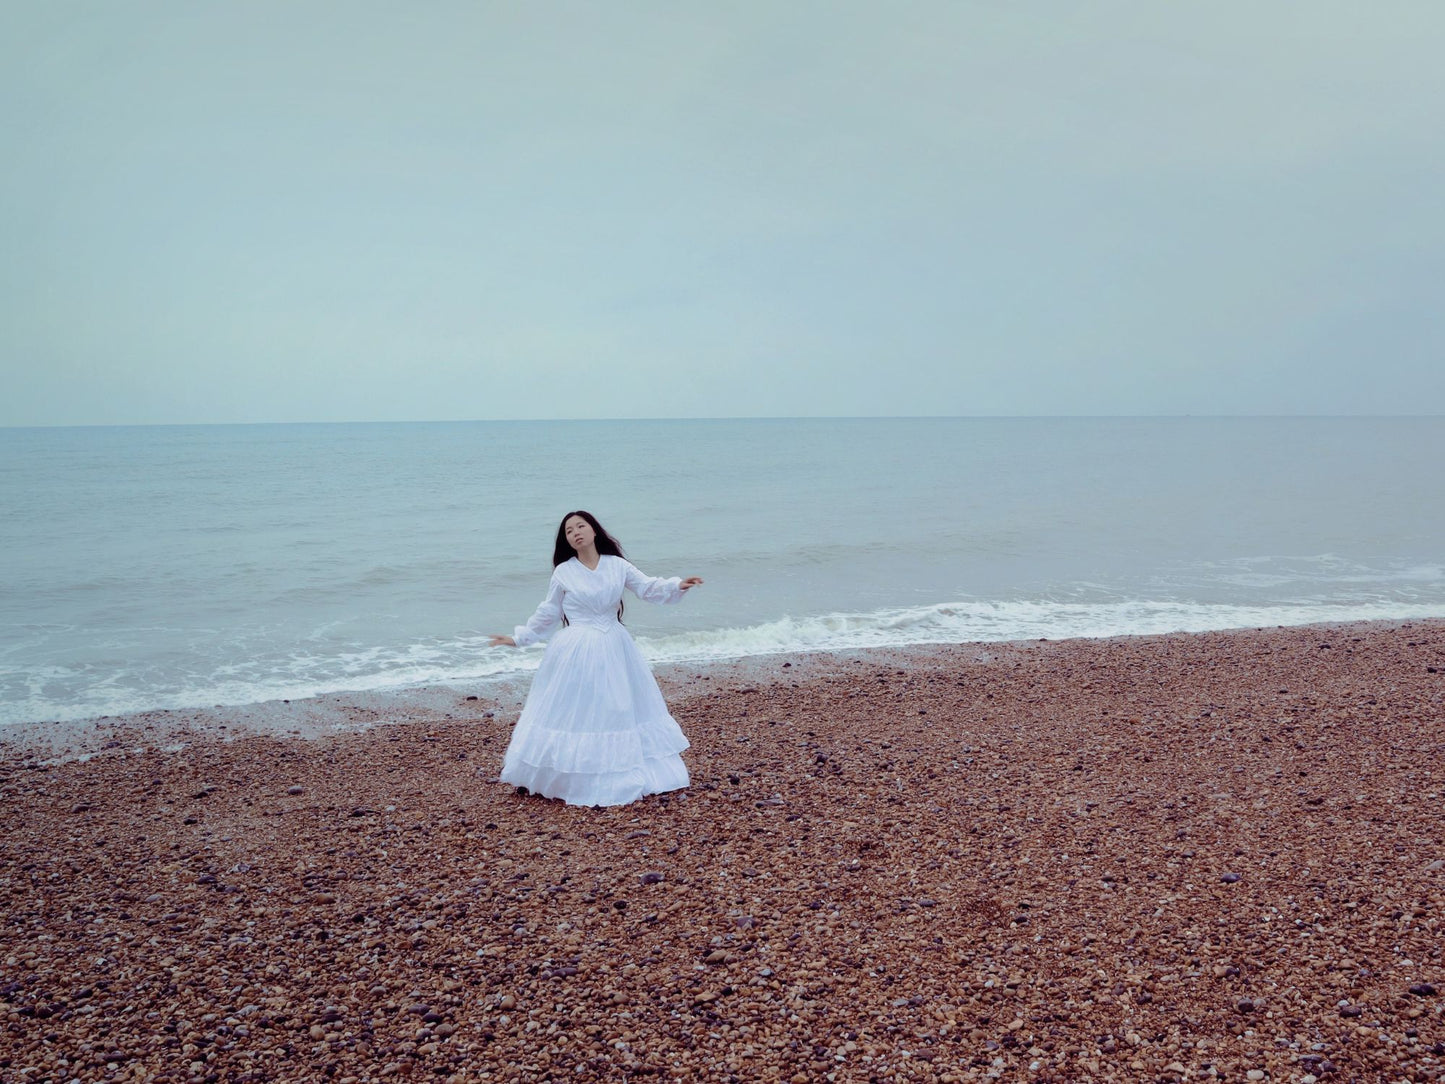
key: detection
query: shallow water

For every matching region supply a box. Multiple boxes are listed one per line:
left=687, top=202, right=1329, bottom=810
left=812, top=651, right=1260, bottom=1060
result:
left=3, top=416, right=1442, bottom=724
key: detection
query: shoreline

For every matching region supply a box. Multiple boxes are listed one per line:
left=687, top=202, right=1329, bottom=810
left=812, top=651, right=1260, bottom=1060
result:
left=2, top=619, right=1443, bottom=1081
left=3, top=616, right=1441, bottom=766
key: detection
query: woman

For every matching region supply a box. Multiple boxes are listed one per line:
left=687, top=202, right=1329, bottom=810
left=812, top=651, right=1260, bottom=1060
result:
left=489, top=511, right=703, bottom=807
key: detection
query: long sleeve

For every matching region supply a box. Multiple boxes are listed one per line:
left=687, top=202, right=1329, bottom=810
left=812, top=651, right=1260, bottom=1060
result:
left=513, top=575, right=565, bottom=646
left=622, top=560, right=685, bottom=605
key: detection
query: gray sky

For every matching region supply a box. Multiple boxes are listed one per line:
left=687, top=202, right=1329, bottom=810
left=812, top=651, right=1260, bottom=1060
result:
left=3, top=2, right=1443, bottom=425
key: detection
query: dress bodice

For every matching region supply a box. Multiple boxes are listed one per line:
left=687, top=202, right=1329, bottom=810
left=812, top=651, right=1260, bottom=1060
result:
left=558, top=557, right=629, bottom=630
left=513, top=556, right=685, bottom=646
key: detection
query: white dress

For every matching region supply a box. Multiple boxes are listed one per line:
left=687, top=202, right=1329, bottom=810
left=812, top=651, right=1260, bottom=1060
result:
left=500, top=555, right=691, bottom=806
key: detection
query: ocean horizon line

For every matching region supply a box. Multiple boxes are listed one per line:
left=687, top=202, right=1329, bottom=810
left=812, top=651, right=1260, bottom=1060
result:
left=6, top=412, right=1445, bottom=431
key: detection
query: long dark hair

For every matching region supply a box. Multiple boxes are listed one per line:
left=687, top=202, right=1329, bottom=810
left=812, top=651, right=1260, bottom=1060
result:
left=552, top=510, right=627, bottom=623
left=552, top=510, right=626, bottom=567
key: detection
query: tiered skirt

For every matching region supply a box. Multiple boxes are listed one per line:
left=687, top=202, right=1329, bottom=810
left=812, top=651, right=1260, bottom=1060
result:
left=499, top=624, right=689, bottom=806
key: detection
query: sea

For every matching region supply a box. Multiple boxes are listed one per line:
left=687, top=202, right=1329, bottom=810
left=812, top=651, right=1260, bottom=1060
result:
left=2, top=417, right=1442, bottom=728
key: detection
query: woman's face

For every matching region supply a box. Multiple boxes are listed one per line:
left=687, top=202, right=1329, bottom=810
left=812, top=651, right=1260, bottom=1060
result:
left=564, top=515, right=596, bottom=553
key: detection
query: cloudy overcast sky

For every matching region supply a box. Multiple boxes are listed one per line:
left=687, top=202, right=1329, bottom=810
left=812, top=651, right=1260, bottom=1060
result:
left=3, top=2, right=1442, bottom=425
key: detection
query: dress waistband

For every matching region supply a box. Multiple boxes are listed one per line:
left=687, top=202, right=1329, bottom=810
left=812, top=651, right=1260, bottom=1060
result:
left=566, top=617, right=622, bottom=631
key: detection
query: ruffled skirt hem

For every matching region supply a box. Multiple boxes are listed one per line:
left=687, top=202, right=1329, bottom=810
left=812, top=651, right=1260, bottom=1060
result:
left=500, top=752, right=689, bottom=807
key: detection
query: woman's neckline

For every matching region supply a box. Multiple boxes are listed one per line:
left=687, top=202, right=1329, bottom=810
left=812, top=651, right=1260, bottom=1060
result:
left=573, top=554, right=604, bottom=572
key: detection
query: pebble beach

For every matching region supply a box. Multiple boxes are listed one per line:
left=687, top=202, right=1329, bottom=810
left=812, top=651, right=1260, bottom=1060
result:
left=3, top=621, right=1443, bottom=1083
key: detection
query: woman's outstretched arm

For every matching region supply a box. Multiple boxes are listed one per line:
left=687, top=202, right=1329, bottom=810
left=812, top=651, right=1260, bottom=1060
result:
left=490, top=575, right=565, bottom=647
left=622, top=560, right=703, bottom=605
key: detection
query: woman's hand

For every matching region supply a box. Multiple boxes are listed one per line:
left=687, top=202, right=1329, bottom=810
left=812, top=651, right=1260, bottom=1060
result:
left=679, top=577, right=704, bottom=591
left=489, top=635, right=516, bottom=647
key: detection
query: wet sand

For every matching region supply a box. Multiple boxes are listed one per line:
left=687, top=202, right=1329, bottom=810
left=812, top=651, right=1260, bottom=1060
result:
left=2, top=621, right=1443, bottom=1082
